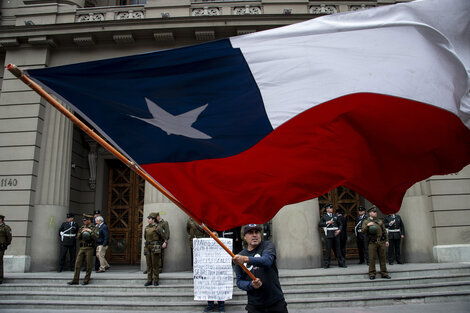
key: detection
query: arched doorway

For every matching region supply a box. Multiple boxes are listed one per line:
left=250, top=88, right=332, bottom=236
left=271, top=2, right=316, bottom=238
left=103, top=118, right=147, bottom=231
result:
left=106, top=160, right=145, bottom=264
left=319, top=186, right=362, bottom=259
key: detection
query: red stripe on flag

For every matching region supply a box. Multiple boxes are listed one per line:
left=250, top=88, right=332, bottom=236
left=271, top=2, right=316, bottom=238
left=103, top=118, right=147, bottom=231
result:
left=142, top=93, right=470, bottom=230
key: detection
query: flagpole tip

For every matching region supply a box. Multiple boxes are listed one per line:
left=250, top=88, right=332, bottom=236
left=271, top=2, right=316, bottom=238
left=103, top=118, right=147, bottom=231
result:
left=6, top=64, right=23, bottom=79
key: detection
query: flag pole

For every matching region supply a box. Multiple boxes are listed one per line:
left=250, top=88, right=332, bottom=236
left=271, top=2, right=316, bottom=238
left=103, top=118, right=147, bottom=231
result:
left=6, top=64, right=256, bottom=281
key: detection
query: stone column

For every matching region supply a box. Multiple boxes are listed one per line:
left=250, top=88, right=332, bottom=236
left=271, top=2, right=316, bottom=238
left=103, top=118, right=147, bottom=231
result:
left=141, top=182, right=191, bottom=271
left=1, top=47, right=60, bottom=272
left=399, top=181, right=434, bottom=262
left=272, top=199, right=322, bottom=269
left=30, top=101, right=73, bottom=271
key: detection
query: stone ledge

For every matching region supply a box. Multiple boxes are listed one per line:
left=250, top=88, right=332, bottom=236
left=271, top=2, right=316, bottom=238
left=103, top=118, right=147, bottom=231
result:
left=433, top=244, right=470, bottom=263
left=4, top=255, right=31, bottom=272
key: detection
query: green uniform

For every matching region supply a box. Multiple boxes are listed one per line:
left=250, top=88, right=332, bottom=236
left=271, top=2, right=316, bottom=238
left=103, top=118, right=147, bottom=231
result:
left=144, top=223, right=164, bottom=284
left=0, top=222, right=12, bottom=284
left=71, top=224, right=99, bottom=284
left=186, top=218, right=208, bottom=265
left=362, top=216, right=388, bottom=277
left=157, top=219, right=170, bottom=269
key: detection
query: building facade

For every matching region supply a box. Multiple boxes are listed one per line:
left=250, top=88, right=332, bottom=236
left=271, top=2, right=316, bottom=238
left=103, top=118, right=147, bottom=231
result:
left=1, top=0, right=469, bottom=272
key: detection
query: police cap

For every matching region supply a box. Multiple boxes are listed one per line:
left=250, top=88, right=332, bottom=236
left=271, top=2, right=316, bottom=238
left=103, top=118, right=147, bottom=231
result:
left=368, top=206, right=378, bottom=213
left=147, top=212, right=159, bottom=220
left=368, top=224, right=378, bottom=235
left=324, top=203, right=333, bottom=209
left=66, top=213, right=74, bottom=218
left=82, top=213, right=93, bottom=220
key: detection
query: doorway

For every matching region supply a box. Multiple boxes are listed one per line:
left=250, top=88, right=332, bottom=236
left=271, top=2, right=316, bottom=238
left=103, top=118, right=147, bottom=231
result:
left=106, top=160, right=145, bottom=264
left=319, top=186, right=362, bottom=259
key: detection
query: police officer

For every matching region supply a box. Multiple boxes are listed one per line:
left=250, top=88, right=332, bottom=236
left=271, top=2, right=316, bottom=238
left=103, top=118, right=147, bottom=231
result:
left=68, top=214, right=99, bottom=285
left=93, top=210, right=101, bottom=272
left=186, top=217, right=208, bottom=266
left=384, top=213, right=405, bottom=265
left=361, top=206, right=391, bottom=280
left=156, top=212, right=169, bottom=272
left=144, top=212, right=164, bottom=286
left=354, top=206, right=369, bottom=264
left=336, top=208, right=348, bottom=261
left=318, top=204, right=346, bottom=268
left=0, top=214, right=12, bottom=284
left=220, top=227, right=242, bottom=254
left=58, top=213, right=78, bottom=272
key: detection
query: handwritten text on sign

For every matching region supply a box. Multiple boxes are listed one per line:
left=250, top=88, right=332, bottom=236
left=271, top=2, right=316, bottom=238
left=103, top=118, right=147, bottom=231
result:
left=193, top=238, right=233, bottom=301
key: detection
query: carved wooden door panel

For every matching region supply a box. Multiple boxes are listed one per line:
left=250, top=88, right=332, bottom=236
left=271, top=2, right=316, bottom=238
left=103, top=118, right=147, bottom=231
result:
left=106, top=161, right=144, bottom=264
left=319, top=186, right=360, bottom=259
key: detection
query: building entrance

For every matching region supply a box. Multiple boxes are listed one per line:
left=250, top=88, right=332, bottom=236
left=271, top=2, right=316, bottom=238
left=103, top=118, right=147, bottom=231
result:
left=106, top=160, right=145, bottom=264
left=319, top=186, right=361, bottom=259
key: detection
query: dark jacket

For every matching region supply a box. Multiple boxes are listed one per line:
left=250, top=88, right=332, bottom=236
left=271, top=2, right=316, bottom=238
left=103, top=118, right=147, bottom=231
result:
left=319, top=213, right=343, bottom=238
left=384, top=214, right=405, bottom=240
left=58, top=221, right=78, bottom=246
left=96, top=223, right=109, bottom=246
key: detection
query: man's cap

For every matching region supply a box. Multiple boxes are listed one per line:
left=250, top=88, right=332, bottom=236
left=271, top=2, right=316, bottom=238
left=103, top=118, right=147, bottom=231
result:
left=243, top=224, right=262, bottom=236
left=82, top=213, right=93, bottom=220
left=147, top=212, right=159, bottom=219
left=324, top=203, right=333, bottom=209
left=336, top=208, right=344, bottom=214
left=0, top=214, right=4, bottom=219
left=66, top=213, right=74, bottom=218
left=368, top=206, right=378, bottom=213
left=358, top=206, right=366, bottom=212
left=93, top=210, right=101, bottom=215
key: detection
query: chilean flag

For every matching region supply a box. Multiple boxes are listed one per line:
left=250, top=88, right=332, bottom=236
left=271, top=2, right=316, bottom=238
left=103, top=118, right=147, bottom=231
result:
left=26, top=0, right=470, bottom=230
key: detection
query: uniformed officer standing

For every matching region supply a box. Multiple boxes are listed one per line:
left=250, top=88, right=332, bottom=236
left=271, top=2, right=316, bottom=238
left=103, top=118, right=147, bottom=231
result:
left=93, top=210, right=101, bottom=272
left=318, top=204, right=346, bottom=268
left=336, top=208, right=348, bottom=261
left=0, top=214, right=12, bottom=284
left=361, top=206, right=391, bottom=280
left=186, top=217, right=209, bottom=266
left=68, top=214, right=99, bottom=285
left=384, top=213, right=405, bottom=265
left=220, top=227, right=242, bottom=254
left=58, top=213, right=78, bottom=272
left=156, top=212, right=169, bottom=271
left=144, top=212, right=164, bottom=286
left=354, top=206, right=369, bottom=264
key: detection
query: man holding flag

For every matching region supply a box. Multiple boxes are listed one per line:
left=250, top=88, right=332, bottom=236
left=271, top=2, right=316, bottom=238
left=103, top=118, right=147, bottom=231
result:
left=233, top=224, right=288, bottom=313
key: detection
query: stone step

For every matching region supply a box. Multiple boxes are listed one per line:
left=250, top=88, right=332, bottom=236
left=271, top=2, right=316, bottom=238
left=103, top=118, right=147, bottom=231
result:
left=2, top=263, right=469, bottom=311
left=3, top=273, right=470, bottom=293
left=5, top=263, right=470, bottom=285
left=2, top=280, right=469, bottom=302
left=2, top=290, right=470, bottom=311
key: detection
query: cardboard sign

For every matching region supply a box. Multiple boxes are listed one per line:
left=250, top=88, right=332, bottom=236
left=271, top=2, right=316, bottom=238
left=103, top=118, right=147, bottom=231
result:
left=193, top=238, right=233, bottom=301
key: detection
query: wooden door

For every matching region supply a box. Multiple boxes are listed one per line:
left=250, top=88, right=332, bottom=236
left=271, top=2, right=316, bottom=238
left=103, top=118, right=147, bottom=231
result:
left=319, top=186, right=361, bottom=259
left=106, top=160, right=144, bottom=264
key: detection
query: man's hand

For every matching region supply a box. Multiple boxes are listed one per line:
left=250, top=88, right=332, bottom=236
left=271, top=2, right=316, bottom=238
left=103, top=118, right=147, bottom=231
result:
left=82, top=228, right=91, bottom=233
left=367, top=222, right=374, bottom=226
left=326, top=220, right=334, bottom=225
left=334, top=230, right=341, bottom=236
left=251, top=278, right=262, bottom=289
left=386, top=241, right=390, bottom=247
left=162, top=241, right=167, bottom=249
left=232, top=254, right=249, bottom=266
